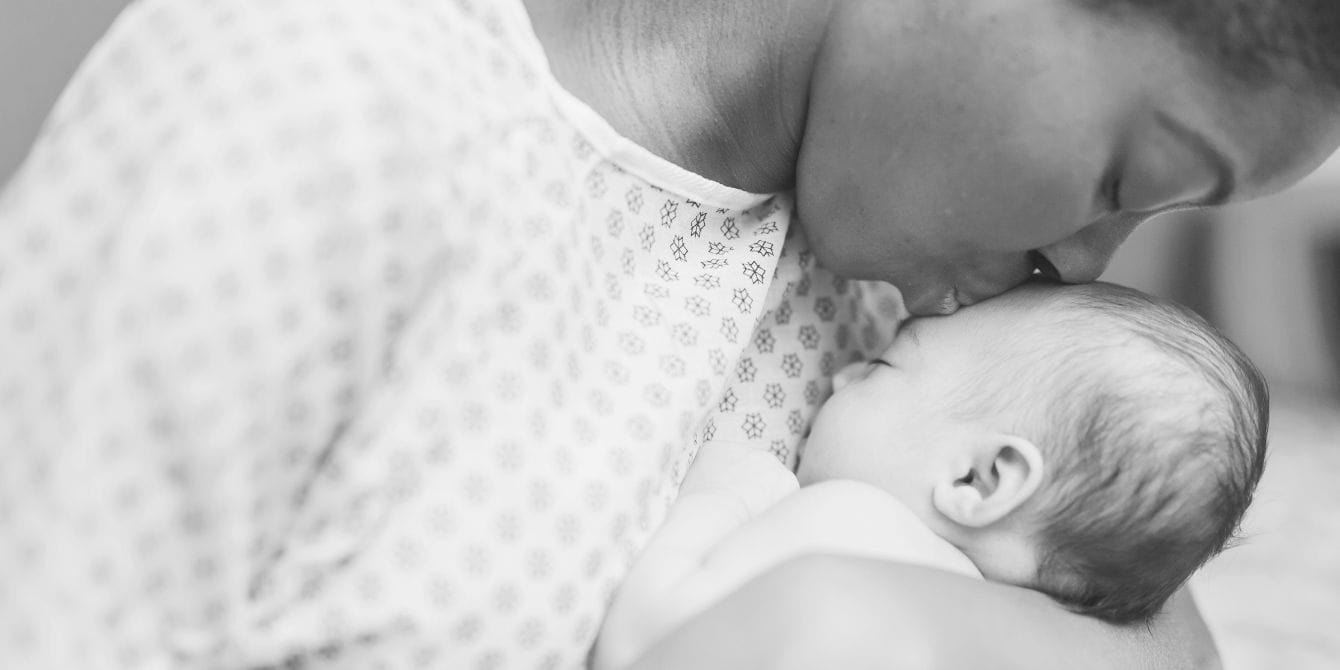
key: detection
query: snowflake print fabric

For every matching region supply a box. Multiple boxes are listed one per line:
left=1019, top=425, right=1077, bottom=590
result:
left=0, top=0, right=906, bottom=668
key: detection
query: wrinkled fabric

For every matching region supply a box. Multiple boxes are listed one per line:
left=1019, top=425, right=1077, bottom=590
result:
left=0, top=0, right=904, bottom=667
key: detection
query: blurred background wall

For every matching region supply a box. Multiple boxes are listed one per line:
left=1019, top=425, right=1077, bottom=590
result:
left=0, top=0, right=130, bottom=185
left=1104, top=156, right=1340, bottom=397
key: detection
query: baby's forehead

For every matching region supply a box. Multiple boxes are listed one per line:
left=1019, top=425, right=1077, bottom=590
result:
left=938, top=282, right=1209, bottom=378
left=993, top=283, right=1162, bottom=338
left=978, top=299, right=1184, bottom=376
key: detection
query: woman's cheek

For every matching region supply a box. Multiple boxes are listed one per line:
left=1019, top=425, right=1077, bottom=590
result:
left=1119, top=140, right=1217, bottom=212
left=945, top=146, right=1097, bottom=253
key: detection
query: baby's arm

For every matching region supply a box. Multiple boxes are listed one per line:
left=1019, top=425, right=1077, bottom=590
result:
left=594, top=441, right=800, bottom=670
left=594, top=445, right=980, bottom=669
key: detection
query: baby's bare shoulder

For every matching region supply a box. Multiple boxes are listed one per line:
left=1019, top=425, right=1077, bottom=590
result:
left=734, top=480, right=983, bottom=579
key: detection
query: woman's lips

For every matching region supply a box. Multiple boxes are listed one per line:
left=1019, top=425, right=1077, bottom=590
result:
left=936, top=289, right=961, bottom=314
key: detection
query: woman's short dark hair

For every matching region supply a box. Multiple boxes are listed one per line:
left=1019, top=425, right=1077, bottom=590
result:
left=1085, top=0, right=1340, bottom=95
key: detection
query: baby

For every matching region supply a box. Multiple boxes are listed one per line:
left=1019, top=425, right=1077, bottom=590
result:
left=593, top=279, right=1268, bottom=669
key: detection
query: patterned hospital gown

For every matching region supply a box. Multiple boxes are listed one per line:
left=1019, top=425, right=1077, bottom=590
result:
left=0, top=0, right=904, bottom=667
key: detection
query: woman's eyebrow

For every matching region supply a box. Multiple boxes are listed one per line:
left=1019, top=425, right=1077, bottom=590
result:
left=1154, top=109, right=1236, bottom=206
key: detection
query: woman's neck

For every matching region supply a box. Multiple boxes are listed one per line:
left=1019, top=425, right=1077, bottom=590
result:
left=522, top=0, right=835, bottom=193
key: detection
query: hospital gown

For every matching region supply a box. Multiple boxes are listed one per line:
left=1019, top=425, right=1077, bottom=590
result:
left=0, top=0, right=904, bottom=667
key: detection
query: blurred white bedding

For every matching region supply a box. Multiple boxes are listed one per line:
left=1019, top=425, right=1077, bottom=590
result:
left=1193, top=393, right=1340, bottom=669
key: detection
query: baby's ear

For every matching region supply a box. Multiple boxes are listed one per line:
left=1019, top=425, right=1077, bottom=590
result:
left=932, top=435, right=1043, bottom=528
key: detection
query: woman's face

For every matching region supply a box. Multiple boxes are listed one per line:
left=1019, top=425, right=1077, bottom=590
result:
left=797, top=0, right=1340, bottom=315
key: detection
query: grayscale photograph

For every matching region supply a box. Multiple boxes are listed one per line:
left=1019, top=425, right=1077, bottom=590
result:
left=2, top=1, right=1338, bottom=668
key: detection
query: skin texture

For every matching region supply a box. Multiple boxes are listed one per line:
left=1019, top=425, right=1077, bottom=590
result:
left=798, top=289, right=1065, bottom=584
left=795, top=0, right=1340, bottom=313
left=526, top=0, right=1340, bottom=315
left=521, top=0, right=1340, bottom=666
left=629, top=556, right=1218, bottom=670
left=799, top=295, right=1047, bottom=504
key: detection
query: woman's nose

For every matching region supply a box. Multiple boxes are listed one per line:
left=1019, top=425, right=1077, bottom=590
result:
left=1031, top=216, right=1143, bottom=284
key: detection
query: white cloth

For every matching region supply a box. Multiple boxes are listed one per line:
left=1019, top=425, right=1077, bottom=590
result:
left=0, top=0, right=904, bottom=667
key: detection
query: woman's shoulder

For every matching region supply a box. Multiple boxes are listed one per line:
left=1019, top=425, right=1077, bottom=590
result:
left=80, top=0, right=546, bottom=130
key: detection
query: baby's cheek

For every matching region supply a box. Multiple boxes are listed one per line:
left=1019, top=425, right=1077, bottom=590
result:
left=794, top=410, right=859, bottom=485
left=794, top=414, right=832, bottom=480
left=794, top=450, right=821, bottom=485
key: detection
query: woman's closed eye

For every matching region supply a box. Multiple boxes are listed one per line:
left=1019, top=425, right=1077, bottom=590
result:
left=1104, top=175, right=1123, bottom=214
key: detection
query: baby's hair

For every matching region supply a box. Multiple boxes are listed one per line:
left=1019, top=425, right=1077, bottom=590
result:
left=1022, top=282, right=1268, bottom=624
left=1081, top=0, right=1340, bottom=95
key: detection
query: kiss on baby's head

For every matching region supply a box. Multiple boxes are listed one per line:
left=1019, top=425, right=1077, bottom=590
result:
left=799, top=280, right=1267, bottom=624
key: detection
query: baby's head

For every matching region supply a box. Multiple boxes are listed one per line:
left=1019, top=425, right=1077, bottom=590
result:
left=798, top=279, right=1267, bottom=623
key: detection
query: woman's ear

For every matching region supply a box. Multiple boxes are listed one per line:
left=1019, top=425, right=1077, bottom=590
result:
left=932, top=435, right=1044, bottom=528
